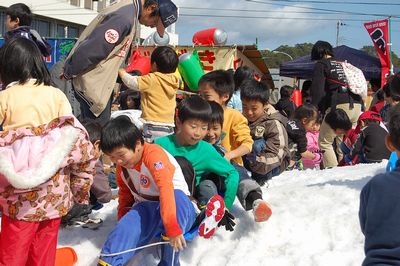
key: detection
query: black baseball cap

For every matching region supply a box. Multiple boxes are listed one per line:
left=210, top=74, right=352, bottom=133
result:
left=156, top=0, right=178, bottom=37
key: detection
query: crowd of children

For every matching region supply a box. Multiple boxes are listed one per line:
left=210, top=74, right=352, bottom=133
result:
left=0, top=4, right=399, bottom=265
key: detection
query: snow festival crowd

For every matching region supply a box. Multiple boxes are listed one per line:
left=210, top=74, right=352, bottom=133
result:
left=0, top=1, right=400, bottom=266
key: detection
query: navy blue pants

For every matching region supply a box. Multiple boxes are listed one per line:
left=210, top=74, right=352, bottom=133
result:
left=99, top=190, right=196, bottom=266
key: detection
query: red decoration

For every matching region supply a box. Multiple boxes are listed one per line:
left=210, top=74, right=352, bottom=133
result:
left=125, top=50, right=151, bottom=75
left=364, top=19, right=390, bottom=87
left=192, top=28, right=227, bottom=46
left=291, top=88, right=303, bottom=107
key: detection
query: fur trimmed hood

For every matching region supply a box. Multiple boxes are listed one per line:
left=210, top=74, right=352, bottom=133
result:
left=0, top=116, right=83, bottom=189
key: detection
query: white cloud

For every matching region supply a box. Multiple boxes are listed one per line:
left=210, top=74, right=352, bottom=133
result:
left=173, top=0, right=329, bottom=48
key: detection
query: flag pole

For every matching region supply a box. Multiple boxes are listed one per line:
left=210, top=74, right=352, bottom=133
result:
left=389, top=16, right=394, bottom=75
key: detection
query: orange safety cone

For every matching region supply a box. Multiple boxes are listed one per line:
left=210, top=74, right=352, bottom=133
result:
left=55, top=247, right=78, bottom=266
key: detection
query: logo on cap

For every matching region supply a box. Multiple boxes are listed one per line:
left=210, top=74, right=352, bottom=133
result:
left=163, top=14, right=177, bottom=27
left=158, top=0, right=178, bottom=27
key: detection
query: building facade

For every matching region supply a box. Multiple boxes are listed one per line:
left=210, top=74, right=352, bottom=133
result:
left=0, top=7, right=85, bottom=39
left=0, top=0, right=178, bottom=44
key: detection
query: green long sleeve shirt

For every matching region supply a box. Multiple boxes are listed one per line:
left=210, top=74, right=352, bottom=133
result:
left=155, top=135, right=239, bottom=209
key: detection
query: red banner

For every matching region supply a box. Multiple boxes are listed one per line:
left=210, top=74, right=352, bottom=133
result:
left=364, top=19, right=390, bottom=87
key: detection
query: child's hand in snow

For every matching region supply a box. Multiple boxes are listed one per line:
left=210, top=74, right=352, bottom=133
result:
left=169, top=234, right=187, bottom=252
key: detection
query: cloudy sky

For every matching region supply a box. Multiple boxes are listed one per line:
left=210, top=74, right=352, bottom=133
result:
left=172, top=0, right=400, bottom=55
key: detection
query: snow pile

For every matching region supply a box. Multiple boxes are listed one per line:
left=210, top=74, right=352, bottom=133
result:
left=58, top=162, right=386, bottom=266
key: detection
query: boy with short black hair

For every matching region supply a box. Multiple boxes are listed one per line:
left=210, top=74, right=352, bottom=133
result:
left=98, top=115, right=198, bottom=265
left=198, top=70, right=254, bottom=166
left=274, top=85, right=296, bottom=118
left=150, top=45, right=179, bottom=73
left=324, top=108, right=353, bottom=135
left=359, top=104, right=400, bottom=265
left=118, top=46, right=180, bottom=142
left=4, top=3, right=51, bottom=57
left=205, top=101, right=272, bottom=222
left=323, top=109, right=353, bottom=167
left=155, top=96, right=239, bottom=233
left=240, top=79, right=291, bottom=185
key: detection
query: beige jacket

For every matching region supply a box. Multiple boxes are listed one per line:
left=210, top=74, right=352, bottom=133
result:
left=64, top=0, right=140, bottom=116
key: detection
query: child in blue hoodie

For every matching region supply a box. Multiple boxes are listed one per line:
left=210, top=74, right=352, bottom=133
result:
left=359, top=104, right=400, bottom=265
left=4, top=3, right=51, bottom=57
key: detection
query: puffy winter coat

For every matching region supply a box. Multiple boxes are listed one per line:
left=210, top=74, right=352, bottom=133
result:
left=0, top=116, right=96, bottom=221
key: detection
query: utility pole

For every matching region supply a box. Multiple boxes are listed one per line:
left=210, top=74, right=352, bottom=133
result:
left=336, top=21, right=346, bottom=47
left=336, top=21, right=340, bottom=47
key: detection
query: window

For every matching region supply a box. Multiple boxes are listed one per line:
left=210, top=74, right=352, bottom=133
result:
left=68, top=26, right=78, bottom=38
left=36, top=20, right=50, bottom=37
left=57, top=25, right=66, bottom=38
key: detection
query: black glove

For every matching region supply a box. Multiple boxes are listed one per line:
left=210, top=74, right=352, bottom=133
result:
left=218, top=210, right=236, bottom=232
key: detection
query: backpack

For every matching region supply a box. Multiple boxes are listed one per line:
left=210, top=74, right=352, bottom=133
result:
left=327, top=60, right=368, bottom=99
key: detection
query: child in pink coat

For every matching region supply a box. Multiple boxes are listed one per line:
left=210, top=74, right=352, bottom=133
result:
left=302, top=119, right=323, bottom=169
left=0, top=38, right=97, bottom=266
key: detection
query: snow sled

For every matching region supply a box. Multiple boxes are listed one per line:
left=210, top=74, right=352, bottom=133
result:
left=55, top=247, right=78, bottom=266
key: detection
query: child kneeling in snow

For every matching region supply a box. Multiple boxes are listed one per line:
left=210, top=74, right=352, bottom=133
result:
left=240, top=79, right=291, bottom=185
left=98, top=116, right=224, bottom=266
left=341, top=111, right=390, bottom=165
left=359, top=104, right=400, bottom=264
left=155, top=96, right=239, bottom=235
left=204, top=101, right=272, bottom=223
left=323, top=108, right=353, bottom=167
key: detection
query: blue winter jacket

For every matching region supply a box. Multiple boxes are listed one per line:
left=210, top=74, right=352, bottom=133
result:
left=359, top=162, right=400, bottom=265
left=4, top=26, right=51, bottom=57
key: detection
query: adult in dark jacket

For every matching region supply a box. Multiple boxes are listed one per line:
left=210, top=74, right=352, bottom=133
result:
left=310, top=40, right=362, bottom=168
left=359, top=104, right=400, bottom=265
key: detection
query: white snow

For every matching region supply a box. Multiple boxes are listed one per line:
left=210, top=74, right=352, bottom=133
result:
left=58, top=162, right=386, bottom=266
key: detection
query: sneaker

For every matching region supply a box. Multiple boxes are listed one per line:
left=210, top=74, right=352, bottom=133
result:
left=198, top=195, right=225, bottom=239
left=252, top=199, right=272, bottom=223
left=68, top=217, right=103, bottom=230
left=81, top=217, right=103, bottom=230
